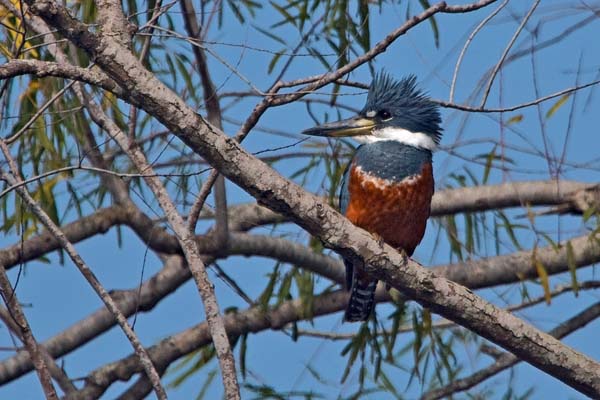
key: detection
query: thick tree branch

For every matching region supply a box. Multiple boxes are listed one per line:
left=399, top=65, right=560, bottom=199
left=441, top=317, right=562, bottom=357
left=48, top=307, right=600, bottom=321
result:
left=0, top=59, right=123, bottom=95
left=2, top=199, right=598, bottom=390
left=38, top=18, right=598, bottom=396
left=67, top=289, right=351, bottom=399
left=0, top=223, right=597, bottom=391
left=430, top=180, right=597, bottom=216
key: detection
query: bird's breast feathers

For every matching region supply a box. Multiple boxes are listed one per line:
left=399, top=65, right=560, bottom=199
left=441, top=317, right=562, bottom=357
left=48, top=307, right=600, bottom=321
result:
left=344, top=162, right=434, bottom=256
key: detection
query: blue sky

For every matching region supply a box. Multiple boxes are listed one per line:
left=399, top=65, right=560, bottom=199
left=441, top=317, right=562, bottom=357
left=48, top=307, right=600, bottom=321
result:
left=1, top=1, right=600, bottom=399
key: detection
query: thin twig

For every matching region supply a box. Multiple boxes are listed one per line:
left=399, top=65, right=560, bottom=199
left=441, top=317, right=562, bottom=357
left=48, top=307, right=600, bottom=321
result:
left=0, top=307, right=77, bottom=394
left=0, top=265, right=58, bottom=399
left=450, top=0, right=509, bottom=102
left=5, top=80, right=75, bottom=144
left=480, top=0, right=541, bottom=107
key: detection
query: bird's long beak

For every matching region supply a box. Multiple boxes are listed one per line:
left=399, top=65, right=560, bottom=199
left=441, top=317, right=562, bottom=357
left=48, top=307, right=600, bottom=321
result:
left=302, top=115, right=376, bottom=137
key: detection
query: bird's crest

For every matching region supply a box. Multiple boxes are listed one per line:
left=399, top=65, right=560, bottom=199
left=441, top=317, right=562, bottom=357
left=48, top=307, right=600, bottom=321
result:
left=363, top=71, right=442, bottom=144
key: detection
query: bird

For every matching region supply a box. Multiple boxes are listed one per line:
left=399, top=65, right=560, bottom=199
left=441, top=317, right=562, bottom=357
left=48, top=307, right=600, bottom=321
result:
left=302, top=72, right=442, bottom=322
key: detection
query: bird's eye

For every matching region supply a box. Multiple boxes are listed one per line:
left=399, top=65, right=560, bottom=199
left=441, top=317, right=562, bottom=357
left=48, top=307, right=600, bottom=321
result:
left=378, top=110, right=392, bottom=120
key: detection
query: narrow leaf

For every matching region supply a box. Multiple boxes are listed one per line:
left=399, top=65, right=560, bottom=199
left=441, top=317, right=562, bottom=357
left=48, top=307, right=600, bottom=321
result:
left=546, top=94, right=570, bottom=119
left=566, top=241, right=579, bottom=297
left=533, top=250, right=551, bottom=304
left=506, top=114, right=523, bottom=125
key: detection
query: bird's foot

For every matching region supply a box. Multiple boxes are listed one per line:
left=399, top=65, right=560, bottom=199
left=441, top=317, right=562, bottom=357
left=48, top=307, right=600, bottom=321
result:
left=372, top=232, right=386, bottom=249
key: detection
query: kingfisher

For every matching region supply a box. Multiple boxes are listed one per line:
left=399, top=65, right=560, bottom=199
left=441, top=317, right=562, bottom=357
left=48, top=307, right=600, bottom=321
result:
left=302, top=72, right=442, bottom=322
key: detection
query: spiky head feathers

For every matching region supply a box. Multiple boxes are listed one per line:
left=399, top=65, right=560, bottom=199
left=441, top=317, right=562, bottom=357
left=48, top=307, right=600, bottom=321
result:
left=361, top=72, right=442, bottom=145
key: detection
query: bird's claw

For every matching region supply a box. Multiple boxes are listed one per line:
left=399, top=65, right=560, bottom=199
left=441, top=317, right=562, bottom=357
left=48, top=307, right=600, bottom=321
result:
left=372, top=233, right=385, bottom=248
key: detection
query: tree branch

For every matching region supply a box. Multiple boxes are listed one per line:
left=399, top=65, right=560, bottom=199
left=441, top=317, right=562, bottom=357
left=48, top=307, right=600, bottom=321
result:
left=0, top=307, right=76, bottom=395
left=0, top=59, right=123, bottom=96
left=180, top=0, right=229, bottom=237
left=48, top=230, right=600, bottom=398
left=0, top=265, right=58, bottom=399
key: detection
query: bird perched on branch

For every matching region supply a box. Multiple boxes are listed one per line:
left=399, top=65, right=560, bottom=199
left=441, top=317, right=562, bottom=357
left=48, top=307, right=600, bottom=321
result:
left=302, top=72, right=442, bottom=322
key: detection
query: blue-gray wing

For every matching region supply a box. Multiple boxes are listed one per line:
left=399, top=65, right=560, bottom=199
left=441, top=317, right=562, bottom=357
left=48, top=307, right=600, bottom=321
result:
left=339, top=161, right=351, bottom=216
left=338, top=161, right=353, bottom=290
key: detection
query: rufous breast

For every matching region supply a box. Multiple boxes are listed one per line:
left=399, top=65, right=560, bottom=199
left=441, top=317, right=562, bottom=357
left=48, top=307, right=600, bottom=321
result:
left=345, top=162, right=434, bottom=256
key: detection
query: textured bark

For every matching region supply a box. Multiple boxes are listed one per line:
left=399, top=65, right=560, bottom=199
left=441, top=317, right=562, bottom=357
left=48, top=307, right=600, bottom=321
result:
left=430, top=180, right=597, bottom=216
left=70, top=0, right=240, bottom=393
left=0, top=59, right=123, bottom=95
left=69, top=290, right=351, bottom=399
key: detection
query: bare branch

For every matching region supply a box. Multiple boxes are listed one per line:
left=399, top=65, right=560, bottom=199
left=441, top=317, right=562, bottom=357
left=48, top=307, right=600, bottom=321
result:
left=236, top=0, right=498, bottom=141
left=0, top=307, right=76, bottom=395
left=10, top=0, right=600, bottom=396
left=0, top=59, right=124, bottom=97
left=35, top=230, right=600, bottom=397
left=450, top=0, right=509, bottom=102
left=180, top=0, right=229, bottom=238
left=480, top=0, right=540, bottom=107
left=0, top=266, right=58, bottom=399
left=78, top=83, right=239, bottom=399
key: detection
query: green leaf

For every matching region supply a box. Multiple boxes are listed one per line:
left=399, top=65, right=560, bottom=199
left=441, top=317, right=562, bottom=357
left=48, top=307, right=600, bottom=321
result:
left=412, top=310, right=423, bottom=378
left=496, top=211, right=523, bottom=250
left=252, top=24, right=287, bottom=45
left=270, top=1, right=297, bottom=28
left=258, top=263, right=280, bottom=309
left=583, top=205, right=596, bottom=222
left=482, top=145, right=497, bottom=184
left=445, top=215, right=463, bottom=261
left=227, top=0, right=246, bottom=23
left=419, top=0, right=439, bottom=47
left=268, top=51, right=284, bottom=74
left=276, top=271, right=293, bottom=306
left=341, top=323, right=369, bottom=382
left=197, top=370, right=218, bottom=400
left=377, top=370, right=400, bottom=398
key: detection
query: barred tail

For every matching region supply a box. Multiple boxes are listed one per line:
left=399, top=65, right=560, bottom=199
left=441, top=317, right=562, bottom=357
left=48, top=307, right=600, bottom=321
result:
left=343, top=261, right=376, bottom=322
